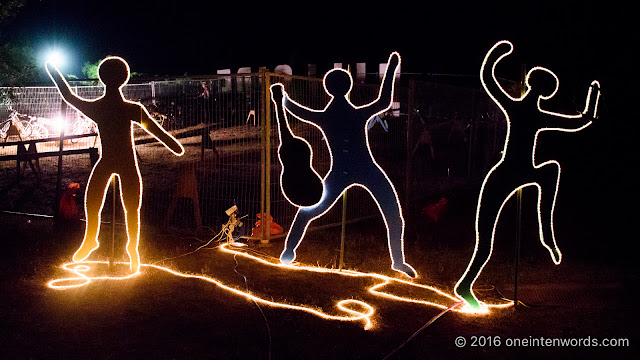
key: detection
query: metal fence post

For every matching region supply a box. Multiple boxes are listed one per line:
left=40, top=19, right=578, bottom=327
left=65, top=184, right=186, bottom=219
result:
left=406, top=79, right=415, bottom=210
left=339, top=192, right=347, bottom=271
left=259, top=71, right=266, bottom=242
left=338, top=65, right=353, bottom=270
left=467, top=90, right=476, bottom=180
left=263, top=73, right=272, bottom=244
left=514, top=187, right=522, bottom=307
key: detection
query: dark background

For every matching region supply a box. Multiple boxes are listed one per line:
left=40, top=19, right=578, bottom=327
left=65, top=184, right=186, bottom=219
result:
left=3, top=0, right=637, bottom=259
left=3, top=1, right=629, bottom=80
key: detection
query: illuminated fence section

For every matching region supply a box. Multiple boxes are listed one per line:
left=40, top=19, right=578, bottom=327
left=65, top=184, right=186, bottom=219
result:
left=0, top=78, right=267, bottom=232
left=198, top=75, right=264, bottom=232
left=0, top=86, right=61, bottom=120
left=0, top=74, right=501, bottom=240
left=405, top=81, right=505, bottom=208
left=0, top=85, right=97, bottom=217
left=134, top=76, right=266, bottom=233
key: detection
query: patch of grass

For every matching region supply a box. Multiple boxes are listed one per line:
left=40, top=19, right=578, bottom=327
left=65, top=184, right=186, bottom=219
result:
left=0, top=213, right=637, bottom=359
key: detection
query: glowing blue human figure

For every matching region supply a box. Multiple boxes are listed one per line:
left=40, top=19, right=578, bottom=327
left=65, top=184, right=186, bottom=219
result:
left=279, top=52, right=417, bottom=278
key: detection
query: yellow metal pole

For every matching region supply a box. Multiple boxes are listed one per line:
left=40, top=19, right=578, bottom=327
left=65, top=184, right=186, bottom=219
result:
left=338, top=65, right=351, bottom=270
left=259, top=70, right=266, bottom=242
left=263, top=72, right=272, bottom=244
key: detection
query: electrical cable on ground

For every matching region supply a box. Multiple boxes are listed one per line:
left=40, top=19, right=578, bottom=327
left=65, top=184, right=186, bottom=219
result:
left=151, top=229, right=224, bottom=265
left=381, top=301, right=463, bottom=360
left=233, top=253, right=273, bottom=360
left=491, top=285, right=547, bottom=309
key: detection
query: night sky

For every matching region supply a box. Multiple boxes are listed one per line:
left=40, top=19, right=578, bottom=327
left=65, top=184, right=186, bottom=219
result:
left=4, top=1, right=628, bottom=83
left=4, top=3, right=634, bottom=151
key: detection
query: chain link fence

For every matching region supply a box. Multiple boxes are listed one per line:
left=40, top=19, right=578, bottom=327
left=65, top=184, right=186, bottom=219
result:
left=0, top=73, right=504, bottom=240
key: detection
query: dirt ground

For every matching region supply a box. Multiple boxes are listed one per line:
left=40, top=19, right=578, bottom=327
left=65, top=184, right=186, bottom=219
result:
left=0, top=193, right=637, bottom=360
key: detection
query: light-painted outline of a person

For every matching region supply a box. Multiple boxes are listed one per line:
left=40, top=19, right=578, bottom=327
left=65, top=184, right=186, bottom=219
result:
left=278, top=52, right=417, bottom=278
left=46, top=57, right=185, bottom=273
left=454, top=40, right=600, bottom=310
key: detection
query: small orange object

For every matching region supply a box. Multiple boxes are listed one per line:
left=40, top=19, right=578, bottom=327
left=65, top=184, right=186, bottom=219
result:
left=251, top=213, right=283, bottom=237
left=421, top=197, right=447, bottom=222
left=59, top=183, right=81, bottom=220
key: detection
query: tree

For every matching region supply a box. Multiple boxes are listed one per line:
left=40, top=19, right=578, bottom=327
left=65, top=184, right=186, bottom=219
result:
left=1, top=0, right=36, bottom=103
left=82, top=58, right=138, bottom=80
left=0, top=0, right=26, bottom=26
left=81, top=60, right=100, bottom=79
left=0, top=42, right=36, bottom=86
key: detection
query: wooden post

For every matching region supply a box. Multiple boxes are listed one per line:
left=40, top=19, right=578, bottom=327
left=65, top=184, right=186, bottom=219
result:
left=54, top=128, right=65, bottom=222
left=201, top=126, right=205, bottom=162
left=54, top=102, right=68, bottom=222
left=7, top=121, right=23, bottom=182
left=165, top=162, right=202, bottom=228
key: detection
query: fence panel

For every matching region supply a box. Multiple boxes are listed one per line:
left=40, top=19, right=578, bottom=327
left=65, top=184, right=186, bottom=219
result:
left=405, top=80, right=505, bottom=209
left=1, top=74, right=504, bottom=240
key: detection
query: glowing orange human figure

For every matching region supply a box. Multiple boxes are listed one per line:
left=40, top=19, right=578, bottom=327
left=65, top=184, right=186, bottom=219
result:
left=46, top=57, right=185, bottom=273
left=454, top=41, right=600, bottom=310
left=278, top=52, right=417, bottom=278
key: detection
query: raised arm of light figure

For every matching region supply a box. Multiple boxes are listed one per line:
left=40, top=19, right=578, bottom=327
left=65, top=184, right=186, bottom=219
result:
left=45, top=62, right=90, bottom=113
left=361, top=52, right=401, bottom=117
left=481, top=41, right=521, bottom=108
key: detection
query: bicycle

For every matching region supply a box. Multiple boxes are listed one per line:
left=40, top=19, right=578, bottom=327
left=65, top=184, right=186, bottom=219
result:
left=69, top=113, right=97, bottom=142
left=28, top=120, right=49, bottom=139
left=0, top=108, right=32, bottom=141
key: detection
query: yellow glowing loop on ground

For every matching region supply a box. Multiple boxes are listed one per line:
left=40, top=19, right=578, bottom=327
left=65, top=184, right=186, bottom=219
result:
left=47, top=243, right=511, bottom=330
left=45, top=57, right=184, bottom=273
left=217, top=244, right=509, bottom=315
left=48, top=259, right=375, bottom=329
left=47, top=261, right=141, bottom=290
left=278, top=52, right=416, bottom=278
left=454, top=40, right=600, bottom=309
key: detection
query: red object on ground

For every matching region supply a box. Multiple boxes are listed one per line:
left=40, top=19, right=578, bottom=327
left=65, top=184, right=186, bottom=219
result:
left=59, top=183, right=81, bottom=220
left=421, top=196, right=447, bottom=222
left=251, top=213, right=284, bottom=237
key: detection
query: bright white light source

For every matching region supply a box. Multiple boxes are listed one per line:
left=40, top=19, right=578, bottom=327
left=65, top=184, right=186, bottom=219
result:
left=51, top=116, right=67, bottom=134
left=46, top=51, right=64, bottom=67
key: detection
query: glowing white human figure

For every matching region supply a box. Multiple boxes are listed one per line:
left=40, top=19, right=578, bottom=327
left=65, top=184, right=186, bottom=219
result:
left=454, top=40, right=600, bottom=310
left=46, top=57, right=185, bottom=273
left=278, top=52, right=417, bottom=278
